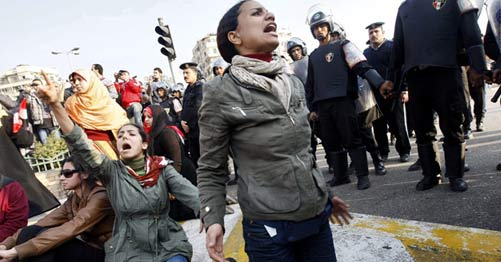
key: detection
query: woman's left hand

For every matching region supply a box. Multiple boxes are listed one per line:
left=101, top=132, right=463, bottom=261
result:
left=0, top=248, right=18, bottom=262
left=329, top=196, right=353, bottom=226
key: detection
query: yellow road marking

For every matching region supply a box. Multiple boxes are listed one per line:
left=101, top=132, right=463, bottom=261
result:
left=223, top=216, right=248, bottom=262
left=354, top=216, right=501, bottom=262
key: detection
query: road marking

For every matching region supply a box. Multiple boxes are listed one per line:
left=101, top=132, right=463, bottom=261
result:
left=183, top=205, right=501, bottom=262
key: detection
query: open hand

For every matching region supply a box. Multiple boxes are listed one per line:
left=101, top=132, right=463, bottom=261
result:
left=0, top=248, right=18, bottom=262
left=329, top=196, right=353, bottom=225
left=206, top=224, right=225, bottom=262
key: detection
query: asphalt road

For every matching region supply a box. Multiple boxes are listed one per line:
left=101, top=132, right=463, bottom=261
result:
left=226, top=86, right=501, bottom=231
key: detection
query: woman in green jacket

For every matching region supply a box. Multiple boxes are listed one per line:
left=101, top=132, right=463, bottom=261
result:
left=198, top=1, right=352, bottom=262
left=36, top=71, right=200, bottom=262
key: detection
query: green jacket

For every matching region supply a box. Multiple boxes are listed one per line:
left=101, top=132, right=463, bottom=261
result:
left=197, top=71, right=329, bottom=230
left=63, top=126, right=200, bottom=262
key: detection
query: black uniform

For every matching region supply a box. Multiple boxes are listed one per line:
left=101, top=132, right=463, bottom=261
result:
left=389, top=0, right=487, bottom=191
left=364, top=40, right=411, bottom=160
left=306, top=39, right=386, bottom=189
left=181, top=80, right=203, bottom=166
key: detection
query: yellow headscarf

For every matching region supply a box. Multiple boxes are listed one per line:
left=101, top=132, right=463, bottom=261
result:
left=65, top=69, right=128, bottom=132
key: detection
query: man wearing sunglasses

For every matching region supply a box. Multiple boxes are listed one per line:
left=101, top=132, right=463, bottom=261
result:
left=0, top=156, right=114, bottom=262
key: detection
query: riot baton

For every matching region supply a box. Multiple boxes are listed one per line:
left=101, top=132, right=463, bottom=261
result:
left=491, top=85, right=501, bottom=103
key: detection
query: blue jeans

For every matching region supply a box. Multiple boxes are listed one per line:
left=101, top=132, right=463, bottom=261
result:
left=242, top=202, right=336, bottom=262
left=166, top=255, right=187, bottom=262
left=36, top=127, right=59, bottom=145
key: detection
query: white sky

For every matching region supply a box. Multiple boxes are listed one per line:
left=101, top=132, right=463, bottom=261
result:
left=0, top=0, right=488, bottom=83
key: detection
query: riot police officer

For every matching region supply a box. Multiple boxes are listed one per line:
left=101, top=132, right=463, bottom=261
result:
left=363, top=22, right=411, bottom=163
left=305, top=4, right=393, bottom=190
left=482, top=0, right=501, bottom=170
left=389, top=0, right=488, bottom=192
left=287, top=37, right=309, bottom=85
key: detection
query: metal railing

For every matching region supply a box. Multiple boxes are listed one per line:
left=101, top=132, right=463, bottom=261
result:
left=24, top=150, right=70, bottom=173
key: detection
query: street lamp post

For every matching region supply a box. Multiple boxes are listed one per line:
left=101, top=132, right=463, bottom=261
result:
left=51, top=47, right=80, bottom=71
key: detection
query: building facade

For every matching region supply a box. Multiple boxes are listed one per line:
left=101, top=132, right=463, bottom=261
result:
left=0, top=65, right=63, bottom=99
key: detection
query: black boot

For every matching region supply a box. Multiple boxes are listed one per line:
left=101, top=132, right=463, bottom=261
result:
left=326, top=151, right=351, bottom=187
left=408, top=158, right=422, bottom=171
left=443, top=143, right=468, bottom=192
left=476, top=116, right=484, bottom=132
left=370, top=151, right=386, bottom=176
left=349, top=147, right=371, bottom=190
left=416, top=144, right=441, bottom=191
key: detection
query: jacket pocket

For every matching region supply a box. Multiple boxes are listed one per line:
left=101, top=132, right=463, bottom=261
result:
left=311, top=167, right=328, bottom=196
left=247, top=159, right=301, bottom=214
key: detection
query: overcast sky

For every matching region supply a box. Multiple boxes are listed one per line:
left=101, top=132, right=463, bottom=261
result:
left=1, top=0, right=488, bottom=82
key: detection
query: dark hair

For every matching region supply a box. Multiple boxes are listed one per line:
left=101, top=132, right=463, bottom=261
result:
left=92, top=64, right=104, bottom=75
left=216, top=0, right=250, bottom=63
left=32, top=78, right=43, bottom=84
left=153, top=67, right=163, bottom=74
left=118, top=123, right=147, bottom=143
left=61, top=155, right=98, bottom=187
left=118, top=70, right=129, bottom=75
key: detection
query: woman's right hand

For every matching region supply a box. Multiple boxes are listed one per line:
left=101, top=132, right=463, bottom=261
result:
left=206, top=223, right=225, bottom=262
left=37, top=71, right=60, bottom=105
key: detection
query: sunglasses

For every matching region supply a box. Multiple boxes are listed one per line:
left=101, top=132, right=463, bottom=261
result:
left=60, top=169, right=79, bottom=178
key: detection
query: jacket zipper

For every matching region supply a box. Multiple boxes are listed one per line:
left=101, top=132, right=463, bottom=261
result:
left=296, top=154, right=307, bottom=169
left=231, top=106, right=247, bottom=116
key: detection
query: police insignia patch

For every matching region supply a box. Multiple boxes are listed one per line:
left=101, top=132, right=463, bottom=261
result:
left=433, top=0, right=447, bottom=10
left=325, top=52, right=334, bottom=63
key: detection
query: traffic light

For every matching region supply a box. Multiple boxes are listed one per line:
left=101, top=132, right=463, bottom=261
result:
left=155, top=25, right=176, bottom=60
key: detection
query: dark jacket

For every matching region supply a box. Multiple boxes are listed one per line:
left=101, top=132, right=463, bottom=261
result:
left=198, top=70, right=329, bottom=230
left=181, top=81, right=203, bottom=138
left=1, top=185, right=114, bottom=260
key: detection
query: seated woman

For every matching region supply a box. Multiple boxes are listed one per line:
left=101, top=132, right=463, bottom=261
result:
left=65, top=69, right=129, bottom=159
left=0, top=155, right=114, bottom=262
left=37, top=71, right=200, bottom=262
left=143, top=105, right=198, bottom=221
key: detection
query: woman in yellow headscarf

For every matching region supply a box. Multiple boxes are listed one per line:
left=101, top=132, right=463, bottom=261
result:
left=65, top=69, right=129, bottom=159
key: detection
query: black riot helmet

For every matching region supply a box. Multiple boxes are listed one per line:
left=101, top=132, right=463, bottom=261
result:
left=287, top=37, right=308, bottom=58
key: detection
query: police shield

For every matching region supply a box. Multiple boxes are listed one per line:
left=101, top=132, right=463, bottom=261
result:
left=486, top=0, right=501, bottom=52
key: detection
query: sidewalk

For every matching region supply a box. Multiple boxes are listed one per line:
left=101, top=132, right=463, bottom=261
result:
left=183, top=204, right=501, bottom=262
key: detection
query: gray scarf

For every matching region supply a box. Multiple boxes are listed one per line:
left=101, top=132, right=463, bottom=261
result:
left=230, top=55, right=292, bottom=109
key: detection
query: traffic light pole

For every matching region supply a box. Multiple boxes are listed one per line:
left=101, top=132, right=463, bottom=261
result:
left=157, top=17, right=176, bottom=84
left=168, top=58, right=176, bottom=84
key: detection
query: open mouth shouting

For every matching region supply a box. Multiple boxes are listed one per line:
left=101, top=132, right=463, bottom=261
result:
left=264, top=22, right=278, bottom=36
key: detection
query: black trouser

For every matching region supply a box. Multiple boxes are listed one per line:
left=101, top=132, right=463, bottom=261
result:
left=317, top=97, right=363, bottom=151
left=372, top=98, right=411, bottom=156
left=186, top=136, right=200, bottom=168
left=469, top=84, right=485, bottom=124
left=407, top=67, right=465, bottom=146
left=359, top=126, right=378, bottom=153
left=16, top=225, right=104, bottom=262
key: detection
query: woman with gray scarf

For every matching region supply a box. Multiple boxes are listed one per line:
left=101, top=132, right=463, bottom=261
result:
left=197, top=1, right=352, bottom=261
